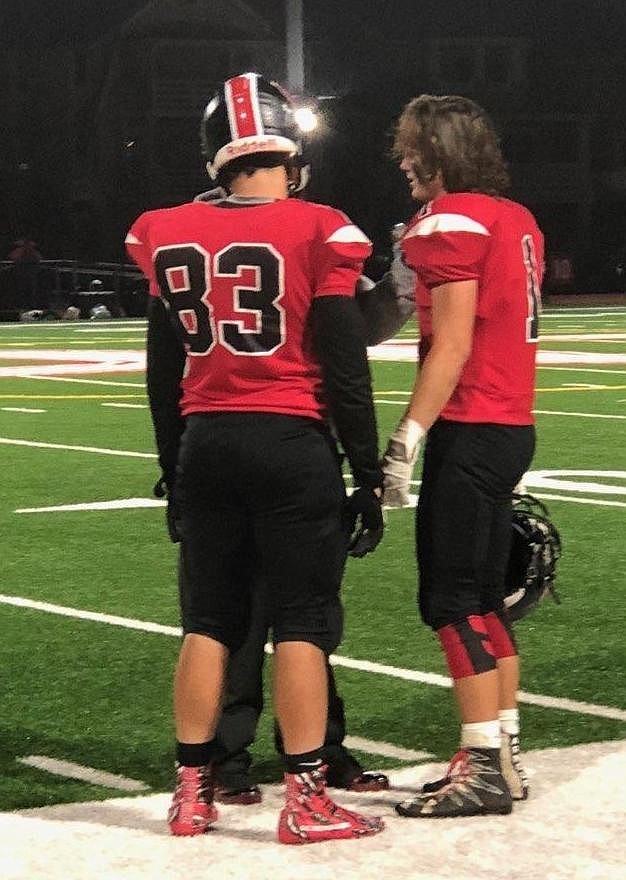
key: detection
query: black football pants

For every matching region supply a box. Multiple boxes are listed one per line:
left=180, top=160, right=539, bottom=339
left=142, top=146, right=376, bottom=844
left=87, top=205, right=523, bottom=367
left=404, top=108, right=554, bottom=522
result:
left=417, top=419, right=535, bottom=630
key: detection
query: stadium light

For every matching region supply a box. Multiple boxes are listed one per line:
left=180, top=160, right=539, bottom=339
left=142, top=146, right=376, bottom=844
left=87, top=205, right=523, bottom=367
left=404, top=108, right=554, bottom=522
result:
left=295, top=105, right=319, bottom=133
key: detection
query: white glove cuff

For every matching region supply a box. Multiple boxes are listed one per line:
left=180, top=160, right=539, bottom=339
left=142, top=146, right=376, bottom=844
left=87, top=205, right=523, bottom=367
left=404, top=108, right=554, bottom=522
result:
left=400, top=418, right=425, bottom=464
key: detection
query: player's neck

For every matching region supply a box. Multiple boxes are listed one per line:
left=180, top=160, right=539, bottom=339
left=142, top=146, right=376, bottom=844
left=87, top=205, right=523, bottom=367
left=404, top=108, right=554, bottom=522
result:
left=230, top=167, right=289, bottom=201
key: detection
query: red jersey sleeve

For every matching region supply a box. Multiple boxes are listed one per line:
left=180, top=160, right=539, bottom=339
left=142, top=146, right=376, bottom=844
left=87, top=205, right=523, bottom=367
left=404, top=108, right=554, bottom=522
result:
left=125, top=212, right=160, bottom=295
left=402, top=208, right=491, bottom=289
left=313, top=207, right=372, bottom=298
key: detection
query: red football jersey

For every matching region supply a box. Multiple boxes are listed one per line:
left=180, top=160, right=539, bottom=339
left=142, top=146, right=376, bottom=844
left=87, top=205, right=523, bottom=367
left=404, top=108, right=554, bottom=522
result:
left=402, top=193, right=544, bottom=424
left=126, top=199, right=371, bottom=419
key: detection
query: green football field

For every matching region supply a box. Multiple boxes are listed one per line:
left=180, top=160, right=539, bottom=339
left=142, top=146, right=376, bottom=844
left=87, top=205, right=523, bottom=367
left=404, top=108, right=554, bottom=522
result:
left=0, top=306, right=625, bottom=813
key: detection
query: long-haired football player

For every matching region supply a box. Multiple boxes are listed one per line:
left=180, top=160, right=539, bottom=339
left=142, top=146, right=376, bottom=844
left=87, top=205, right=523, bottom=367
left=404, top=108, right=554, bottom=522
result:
left=383, top=95, right=543, bottom=817
left=127, top=73, right=384, bottom=843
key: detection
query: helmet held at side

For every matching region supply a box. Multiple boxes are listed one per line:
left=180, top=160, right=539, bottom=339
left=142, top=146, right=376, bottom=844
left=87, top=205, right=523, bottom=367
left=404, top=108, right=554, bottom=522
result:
left=504, top=494, right=562, bottom=622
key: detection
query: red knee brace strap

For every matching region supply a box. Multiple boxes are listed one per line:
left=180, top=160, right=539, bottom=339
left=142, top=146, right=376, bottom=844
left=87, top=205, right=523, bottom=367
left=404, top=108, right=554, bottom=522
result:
left=437, top=615, right=497, bottom=679
left=483, top=610, right=518, bottom=659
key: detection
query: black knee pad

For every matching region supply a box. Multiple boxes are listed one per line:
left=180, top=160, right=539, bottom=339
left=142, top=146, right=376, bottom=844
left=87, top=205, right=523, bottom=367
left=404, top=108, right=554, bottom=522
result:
left=325, top=596, right=344, bottom=654
left=419, top=585, right=482, bottom=632
left=182, top=608, right=252, bottom=653
left=273, top=595, right=342, bottom=655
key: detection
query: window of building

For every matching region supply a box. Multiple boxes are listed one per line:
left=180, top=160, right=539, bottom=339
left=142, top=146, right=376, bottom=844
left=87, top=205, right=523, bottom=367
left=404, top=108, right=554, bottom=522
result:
left=153, top=118, right=200, bottom=170
left=484, top=46, right=511, bottom=84
left=502, top=128, right=536, bottom=163
left=439, top=48, right=475, bottom=84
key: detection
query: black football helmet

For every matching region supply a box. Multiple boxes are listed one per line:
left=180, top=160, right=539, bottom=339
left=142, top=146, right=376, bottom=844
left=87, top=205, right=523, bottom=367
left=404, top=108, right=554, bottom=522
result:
left=200, top=72, right=307, bottom=189
left=504, top=494, right=562, bottom=622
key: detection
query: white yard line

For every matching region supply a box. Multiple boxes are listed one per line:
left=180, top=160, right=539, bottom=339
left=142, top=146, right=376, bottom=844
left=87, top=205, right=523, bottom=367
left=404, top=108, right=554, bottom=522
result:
left=101, top=403, right=148, bottom=409
left=0, top=437, right=156, bottom=458
left=534, top=409, right=626, bottom=420
left=15, top=375, right=144, bottom=387
left=541, top=333, right=626, bottom=340
left=0, top=320, right=146, bottom=330
left=538, top=366, right=626, bottom=374
left=1, top=593, right=624, bottom=723
left=1, top=407, right=46, bottom=413
left=3, top=439, right=623, bottom=512
left=372, top=401, right=626, bottom=420
left=0, top=595, right=180, bottom=636
left=17, top=757, right=149, bottom=792
left=542, top=307, right=626, bottom=314
left=16, top=498, right=164, bottom=513
left=75, top=327, right=147, bottom=333
left=341, top=737, right=432, bottom=762
left=527, top=492, right=626, bottom=508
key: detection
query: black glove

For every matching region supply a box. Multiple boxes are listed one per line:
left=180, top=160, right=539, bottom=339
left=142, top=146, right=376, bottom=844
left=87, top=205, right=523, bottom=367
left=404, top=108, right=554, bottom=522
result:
left=153, top=474, right=182, bottom=543
left=344, top=487, right=384, bottom=558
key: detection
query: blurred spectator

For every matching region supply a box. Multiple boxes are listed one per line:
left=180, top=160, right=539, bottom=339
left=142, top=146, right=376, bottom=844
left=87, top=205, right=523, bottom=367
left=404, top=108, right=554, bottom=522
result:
left=8, top=239, right=42, bottom=263
left=8, top=238, right=42, bottom=310
left=71, top=277, right=122, bottom=317
left=601, top=249, right=626, bottom=292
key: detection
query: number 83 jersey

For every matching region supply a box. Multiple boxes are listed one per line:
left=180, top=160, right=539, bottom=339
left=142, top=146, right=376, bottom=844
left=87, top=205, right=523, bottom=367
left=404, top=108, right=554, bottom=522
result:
left=402, top=192, right=545, bottom=425
left=126, top=198, right=372, bottom=420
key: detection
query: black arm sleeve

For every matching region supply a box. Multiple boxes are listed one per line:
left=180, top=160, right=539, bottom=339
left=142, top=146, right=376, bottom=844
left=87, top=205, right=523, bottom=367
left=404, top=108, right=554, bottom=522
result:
left=146, top=296, right=186, bottom=482
left=312, top=295, right=382, bottom=491
left=355, top=272, right=415, bottom=346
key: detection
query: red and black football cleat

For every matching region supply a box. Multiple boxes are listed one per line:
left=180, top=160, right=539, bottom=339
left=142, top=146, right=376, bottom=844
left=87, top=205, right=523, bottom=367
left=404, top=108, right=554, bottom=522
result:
left=278, top=766, right=384, bottom=845
left=168, top=764, right=218, bottom=836
left=396, top=748, right=513, bottom=818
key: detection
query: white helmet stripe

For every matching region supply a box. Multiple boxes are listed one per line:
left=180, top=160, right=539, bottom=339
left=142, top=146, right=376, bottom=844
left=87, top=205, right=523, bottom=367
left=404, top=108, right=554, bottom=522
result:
left=225, top=73, right=264, bottom=141
left=247, top=72, right=265, bottom=136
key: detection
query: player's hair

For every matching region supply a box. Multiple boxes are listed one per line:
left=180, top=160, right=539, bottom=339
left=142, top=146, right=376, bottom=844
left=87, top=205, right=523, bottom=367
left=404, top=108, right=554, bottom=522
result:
left=393, top=94, right=510, bottom=195
left=216, top=152, right=301, bottom=193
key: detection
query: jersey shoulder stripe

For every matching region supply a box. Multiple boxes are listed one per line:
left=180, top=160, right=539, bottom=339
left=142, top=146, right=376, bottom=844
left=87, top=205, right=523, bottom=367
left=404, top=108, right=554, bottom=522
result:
left=405, top=213, right=490, bottom=239
left=325, top=224, right=371, bottom=245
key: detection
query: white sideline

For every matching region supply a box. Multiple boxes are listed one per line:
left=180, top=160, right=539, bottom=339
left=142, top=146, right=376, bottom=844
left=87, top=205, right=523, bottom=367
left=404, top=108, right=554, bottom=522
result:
left=2, top=741, right=625, bottom=880
left=1, top=593, right=625, bottom=723
left=17, top=757, right=149, bottom=793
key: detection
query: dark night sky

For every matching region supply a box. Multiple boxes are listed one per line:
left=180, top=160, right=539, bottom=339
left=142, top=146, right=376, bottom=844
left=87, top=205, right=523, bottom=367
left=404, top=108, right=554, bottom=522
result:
left=2, top=0, right=626, bottom=266
left=1, top=0, right=626, bottom=50
left=0, top=1, right=144, bottom=45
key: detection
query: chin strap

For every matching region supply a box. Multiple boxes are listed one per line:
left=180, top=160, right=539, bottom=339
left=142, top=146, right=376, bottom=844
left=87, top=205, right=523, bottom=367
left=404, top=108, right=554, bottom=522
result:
left=287, top=160, right=311, bottom=193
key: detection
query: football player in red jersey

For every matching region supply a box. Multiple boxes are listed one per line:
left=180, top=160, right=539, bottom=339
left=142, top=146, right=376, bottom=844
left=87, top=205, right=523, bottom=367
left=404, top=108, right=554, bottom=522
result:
left=126, top=73, right=384, bottom=843
left=382, top=95, right=543, bottom=818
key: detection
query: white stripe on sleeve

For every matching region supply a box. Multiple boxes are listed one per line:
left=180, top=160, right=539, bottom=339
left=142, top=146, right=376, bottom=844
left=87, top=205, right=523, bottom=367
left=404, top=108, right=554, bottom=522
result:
left=404, top=213, right=490, bottom=239
left=325, top=224, right=371, bottom=244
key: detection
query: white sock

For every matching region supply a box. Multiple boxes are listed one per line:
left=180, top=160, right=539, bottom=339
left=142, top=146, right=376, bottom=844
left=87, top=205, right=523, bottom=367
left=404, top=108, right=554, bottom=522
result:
left=499, top=708, right=520, bottom=737
left=460, top=720, right=501, bottom=749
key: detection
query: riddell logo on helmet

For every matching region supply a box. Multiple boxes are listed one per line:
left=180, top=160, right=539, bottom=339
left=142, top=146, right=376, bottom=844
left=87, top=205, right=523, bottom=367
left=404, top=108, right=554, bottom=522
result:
left=226, top=138, right=282, bottom=157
